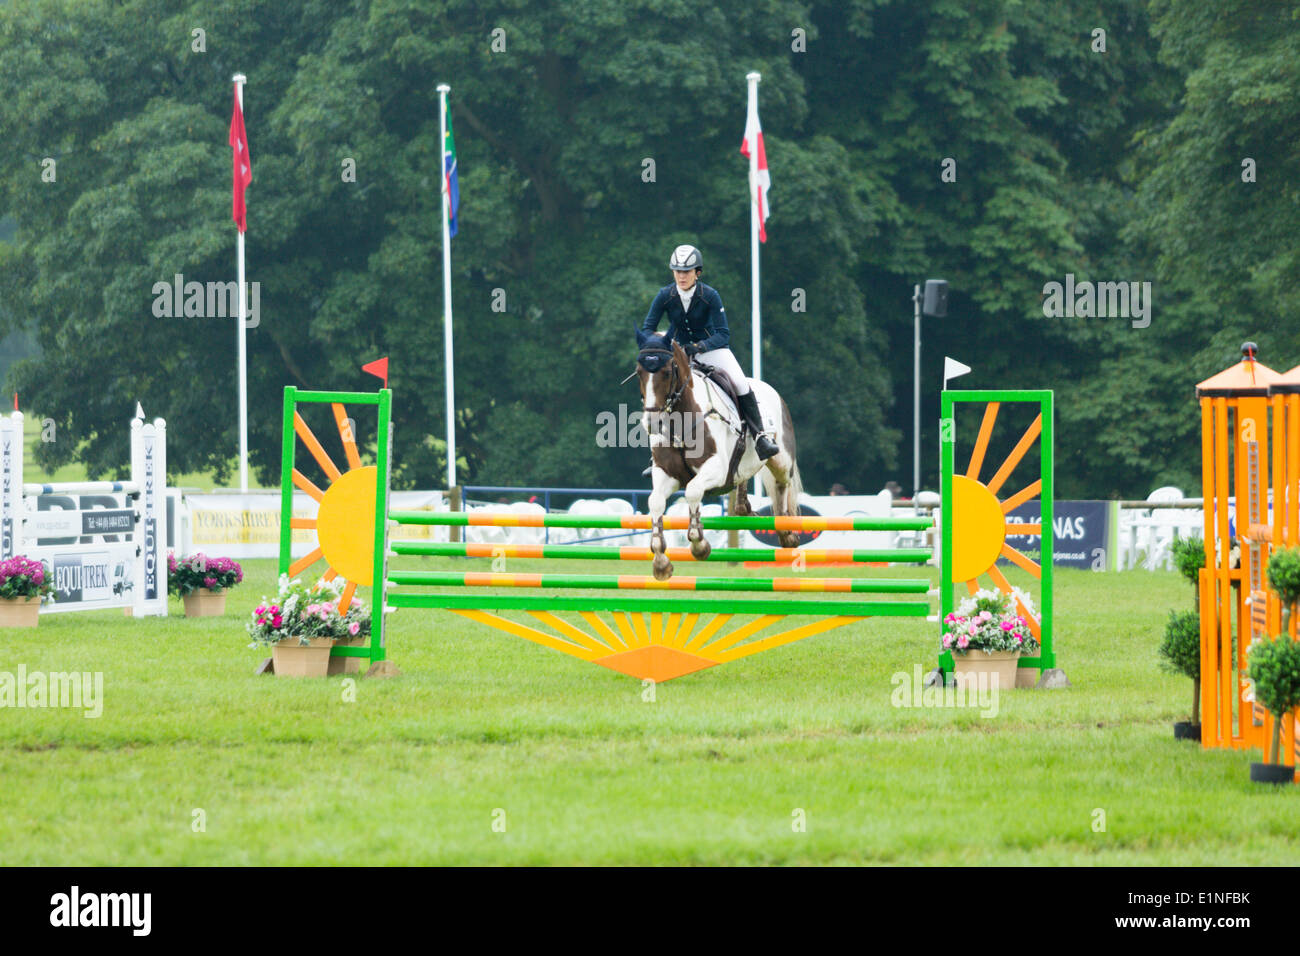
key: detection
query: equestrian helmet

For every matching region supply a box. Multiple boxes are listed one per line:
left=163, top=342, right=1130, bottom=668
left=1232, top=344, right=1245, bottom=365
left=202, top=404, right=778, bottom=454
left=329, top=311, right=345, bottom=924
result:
left=668, top=244, right=702, bottom=272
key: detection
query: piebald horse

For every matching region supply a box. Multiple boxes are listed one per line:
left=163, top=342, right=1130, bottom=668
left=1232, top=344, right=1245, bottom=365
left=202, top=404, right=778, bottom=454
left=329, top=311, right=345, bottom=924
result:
left=634, top=332, right=802, bottom=580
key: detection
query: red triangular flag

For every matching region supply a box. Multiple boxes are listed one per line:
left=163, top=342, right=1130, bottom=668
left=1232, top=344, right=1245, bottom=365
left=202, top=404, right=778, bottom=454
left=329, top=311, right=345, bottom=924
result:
left=229, top=88, right=252, bottom=233
left=740, top=98, right=771, bottom=243
left=362, top=357, right=389, bottom=389
left=12, top=393, right=17, bottom=411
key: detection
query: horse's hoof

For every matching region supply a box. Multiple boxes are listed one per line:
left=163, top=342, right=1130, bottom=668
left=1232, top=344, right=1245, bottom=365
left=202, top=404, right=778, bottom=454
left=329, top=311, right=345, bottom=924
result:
left=653, top=557, right=674, bottom=581
left=778, top=531, right=799, bottom=548
left=690, top=537, right=711, bottom=560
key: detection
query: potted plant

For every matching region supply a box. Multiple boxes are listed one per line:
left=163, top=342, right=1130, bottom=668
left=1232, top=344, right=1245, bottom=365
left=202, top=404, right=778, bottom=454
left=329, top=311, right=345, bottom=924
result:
left=247, top=575, right=371, bottom=678
left=1171, top=536, right=1205, bottom=611
left=1163, top=536, right=1206, bottom=739
left=1159, top=610, right=1201, bottom=740
left=0, top=556, right=54, bottom=627
left=1244, top=546, right=1300, bottom=783
left=169, top=553, right=243, bottom=617
left=1246, top=635, right=1300, bottom=784
left=942, top=588, right=1040, bottom=690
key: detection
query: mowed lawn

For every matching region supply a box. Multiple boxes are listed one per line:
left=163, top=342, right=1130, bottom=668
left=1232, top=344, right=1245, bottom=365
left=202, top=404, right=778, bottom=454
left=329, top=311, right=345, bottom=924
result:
left=1, top=556, right=1296, bottom=866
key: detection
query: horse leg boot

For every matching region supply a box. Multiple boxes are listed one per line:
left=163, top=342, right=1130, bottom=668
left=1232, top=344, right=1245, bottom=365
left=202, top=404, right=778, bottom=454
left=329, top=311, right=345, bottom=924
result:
left=687, top=505, right=710, bottom=560
left=650, top=516, right=673, bottom=580
left=737, top=391, right=779, bottom=461
left=648, top=467, right=678, bottom=580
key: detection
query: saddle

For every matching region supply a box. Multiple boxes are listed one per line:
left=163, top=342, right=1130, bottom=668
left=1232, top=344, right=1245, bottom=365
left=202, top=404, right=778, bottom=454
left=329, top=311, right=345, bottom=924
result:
left=690, top=358, right=750, bottom=493
left=691, top=359, right=745, bottom=414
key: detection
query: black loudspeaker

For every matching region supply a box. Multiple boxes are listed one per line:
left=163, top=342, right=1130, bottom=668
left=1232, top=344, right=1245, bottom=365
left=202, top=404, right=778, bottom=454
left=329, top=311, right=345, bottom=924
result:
left=923, top=279, right=948, bottom=317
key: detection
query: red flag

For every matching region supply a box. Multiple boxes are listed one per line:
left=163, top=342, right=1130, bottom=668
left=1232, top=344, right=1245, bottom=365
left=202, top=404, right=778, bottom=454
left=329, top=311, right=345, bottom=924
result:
left=740, top=99, right=771, bottom=243
left=229, top=88, right=252, bottom=232
left=362, top=357, right=389, bottom=389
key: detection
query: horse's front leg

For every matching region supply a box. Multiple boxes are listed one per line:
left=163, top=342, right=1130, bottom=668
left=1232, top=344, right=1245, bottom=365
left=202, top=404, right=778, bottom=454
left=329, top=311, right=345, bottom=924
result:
left=684, top=437, right=730, bottom=561
left=648, top=465, right=679, bottom=580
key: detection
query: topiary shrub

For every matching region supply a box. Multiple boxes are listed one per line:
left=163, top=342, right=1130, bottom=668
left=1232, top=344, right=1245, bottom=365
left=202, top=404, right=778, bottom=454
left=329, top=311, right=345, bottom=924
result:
left=1159, top=610, right=1200, bottom=722
left=1171, top=536, right=1206, bottom=589
left=1248, top=636, right=1300, bottom=765
left=1266, top=547, right=1300, bottom=630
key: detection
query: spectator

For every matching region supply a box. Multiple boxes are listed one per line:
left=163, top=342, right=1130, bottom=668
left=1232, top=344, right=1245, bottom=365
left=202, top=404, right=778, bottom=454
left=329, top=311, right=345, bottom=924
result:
left=885, top=481, right=903, bottom=499
left=829, top=483, right=849, bottom=496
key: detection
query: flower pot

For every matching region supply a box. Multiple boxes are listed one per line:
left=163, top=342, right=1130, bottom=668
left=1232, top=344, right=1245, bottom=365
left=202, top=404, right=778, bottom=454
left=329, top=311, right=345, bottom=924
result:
left=183, top=588, right=227, bottom=618
left=271, top=637, right=335, bottom=678
left=0, top=596, right=41, bottom=628
left=951, top=649, right=1020, bottom=691
left=1173, top=721, right=1202, bottom=741
left=1249, top=762, right=1295, bottom=785
left=327, top=635, right=367, bottom=676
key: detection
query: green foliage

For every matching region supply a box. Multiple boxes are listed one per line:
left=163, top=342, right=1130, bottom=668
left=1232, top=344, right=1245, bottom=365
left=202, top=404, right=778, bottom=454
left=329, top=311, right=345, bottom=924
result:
left=0, top=0, right=1290, bottom=499
left=1247, top=636, right=1300, bottom=723
left=1158, top=609, right=1199, bottom=681
left=1266, top=547, right=1300, bottom=609
left=1171, top=536, right=1205, bottom=586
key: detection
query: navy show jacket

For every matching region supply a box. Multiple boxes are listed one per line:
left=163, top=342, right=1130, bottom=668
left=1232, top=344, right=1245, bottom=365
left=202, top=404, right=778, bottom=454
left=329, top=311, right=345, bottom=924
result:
left=640, top=282, right=730, bottom=352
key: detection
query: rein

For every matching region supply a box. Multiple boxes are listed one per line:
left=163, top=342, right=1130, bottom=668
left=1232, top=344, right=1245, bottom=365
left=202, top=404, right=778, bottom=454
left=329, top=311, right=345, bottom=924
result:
left=639, top=349, right=686, bottom=414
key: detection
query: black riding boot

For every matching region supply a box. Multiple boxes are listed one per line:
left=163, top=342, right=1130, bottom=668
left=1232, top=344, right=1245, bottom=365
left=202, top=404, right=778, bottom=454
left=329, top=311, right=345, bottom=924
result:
left=737, top=391, right=779, bottom=460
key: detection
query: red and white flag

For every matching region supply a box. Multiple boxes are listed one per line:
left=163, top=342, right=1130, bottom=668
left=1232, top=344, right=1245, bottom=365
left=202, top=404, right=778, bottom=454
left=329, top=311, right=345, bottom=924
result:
left=740, top=97, right=770, bottom=242
left=229, top=89, right=252, bottom=233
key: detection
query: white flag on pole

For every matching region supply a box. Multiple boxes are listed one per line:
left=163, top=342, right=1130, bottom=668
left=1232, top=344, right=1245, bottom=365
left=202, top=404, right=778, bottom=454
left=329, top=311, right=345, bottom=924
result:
left=943, top=357, right=972, bottom=390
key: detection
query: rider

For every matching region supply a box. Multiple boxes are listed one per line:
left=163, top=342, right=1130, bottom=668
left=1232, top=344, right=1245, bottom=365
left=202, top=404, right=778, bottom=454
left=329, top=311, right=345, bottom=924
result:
left=640, top=244, right=779, bottom=460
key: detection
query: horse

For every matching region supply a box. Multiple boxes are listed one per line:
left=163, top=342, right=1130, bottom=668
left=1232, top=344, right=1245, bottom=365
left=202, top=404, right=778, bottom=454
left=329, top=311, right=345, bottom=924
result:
left=633, top=331, right=802, bottom=580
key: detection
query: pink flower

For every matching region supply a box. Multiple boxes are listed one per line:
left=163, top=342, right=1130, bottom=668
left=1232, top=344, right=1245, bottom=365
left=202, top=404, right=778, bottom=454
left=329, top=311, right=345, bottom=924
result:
left=271, top=614, right=283, bottom=627
left=348, top=622, right=360, bottom=636
left=942, top=635, right=953, bottom=648
left=957, top=635, right=970, bottom=649
left=1000, top=621, right=1013, bottom=631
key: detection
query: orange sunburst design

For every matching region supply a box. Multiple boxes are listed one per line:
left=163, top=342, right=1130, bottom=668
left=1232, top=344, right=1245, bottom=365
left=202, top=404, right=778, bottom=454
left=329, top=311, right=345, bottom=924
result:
left=288, top=403, right=378, bottom=613
left=951, top=410, right=1043, bottom=626
left=447, top=608, right=867, bottom=682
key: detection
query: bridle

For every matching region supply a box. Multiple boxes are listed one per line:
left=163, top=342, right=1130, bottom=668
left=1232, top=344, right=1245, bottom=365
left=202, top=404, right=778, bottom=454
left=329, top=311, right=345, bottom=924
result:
left=638, top=349, right=687, bottom=414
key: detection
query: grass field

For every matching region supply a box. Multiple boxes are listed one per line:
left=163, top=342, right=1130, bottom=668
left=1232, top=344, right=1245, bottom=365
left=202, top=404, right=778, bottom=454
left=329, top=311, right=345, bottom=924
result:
left=1, top=556, right=1296, bottom=866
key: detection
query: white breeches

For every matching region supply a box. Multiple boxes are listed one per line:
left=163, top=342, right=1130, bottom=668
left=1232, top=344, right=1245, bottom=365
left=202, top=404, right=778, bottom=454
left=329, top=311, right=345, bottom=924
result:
left=694, top=348, right=752, bottom=394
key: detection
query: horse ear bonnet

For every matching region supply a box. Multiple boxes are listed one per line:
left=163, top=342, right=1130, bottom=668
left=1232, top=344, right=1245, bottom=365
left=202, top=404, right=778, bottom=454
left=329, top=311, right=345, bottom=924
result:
left=637, top=334, right=673, bottom=373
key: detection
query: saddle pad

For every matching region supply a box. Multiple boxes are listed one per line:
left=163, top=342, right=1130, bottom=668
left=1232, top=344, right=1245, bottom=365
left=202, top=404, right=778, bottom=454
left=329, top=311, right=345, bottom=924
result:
left=698, top=374, right=742, bottom=432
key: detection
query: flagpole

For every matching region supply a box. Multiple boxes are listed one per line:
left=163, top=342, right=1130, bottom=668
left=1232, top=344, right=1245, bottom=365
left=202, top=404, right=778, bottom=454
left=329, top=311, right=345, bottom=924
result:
left=746, top=71, right=762, bottom=497
left=746, top=72, right=761, bottom=385
left=438, top=83, right=456, bottom=491
left=234, top=73, right=249, bottom=494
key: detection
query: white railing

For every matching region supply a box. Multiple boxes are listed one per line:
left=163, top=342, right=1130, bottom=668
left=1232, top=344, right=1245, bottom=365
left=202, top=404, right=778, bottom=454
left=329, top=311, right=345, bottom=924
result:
left=1118, top=502, right=1204, bottom=571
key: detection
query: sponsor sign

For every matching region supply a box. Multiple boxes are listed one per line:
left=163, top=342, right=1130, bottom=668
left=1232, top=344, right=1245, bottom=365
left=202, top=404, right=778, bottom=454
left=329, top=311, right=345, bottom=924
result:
left=1004, top=500, right=1114, bottom=570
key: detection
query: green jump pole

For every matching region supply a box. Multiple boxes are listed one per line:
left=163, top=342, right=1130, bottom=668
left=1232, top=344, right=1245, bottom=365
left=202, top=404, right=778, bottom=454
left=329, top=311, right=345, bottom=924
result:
left=390, top=593, right=934, bottom=616
left=389, top=511, right=933, bottom=532
left=390, top=541, right=933, bottom=564
left=386, top=570, right=932, bottom=594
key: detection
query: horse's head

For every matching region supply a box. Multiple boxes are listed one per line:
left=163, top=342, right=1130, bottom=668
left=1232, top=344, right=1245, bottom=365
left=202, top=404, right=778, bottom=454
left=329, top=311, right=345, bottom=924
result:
left=634, top=330, right=703, bottom=454
left=635, top=331, right=692, bottom=417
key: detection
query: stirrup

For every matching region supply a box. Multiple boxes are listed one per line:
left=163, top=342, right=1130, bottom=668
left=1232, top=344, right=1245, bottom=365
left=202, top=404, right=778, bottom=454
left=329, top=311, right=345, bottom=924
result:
left=753, top=432, right=779, bottom=460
